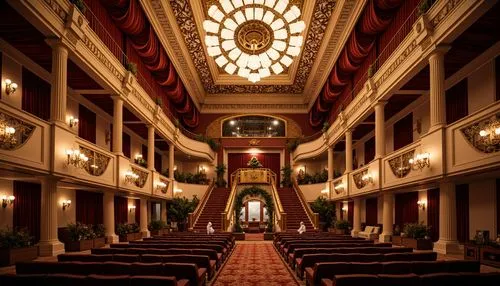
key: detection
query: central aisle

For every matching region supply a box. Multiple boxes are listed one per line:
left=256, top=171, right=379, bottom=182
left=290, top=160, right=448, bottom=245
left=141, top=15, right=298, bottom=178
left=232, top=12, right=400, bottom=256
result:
left=211, top=241, right=300, bottom=286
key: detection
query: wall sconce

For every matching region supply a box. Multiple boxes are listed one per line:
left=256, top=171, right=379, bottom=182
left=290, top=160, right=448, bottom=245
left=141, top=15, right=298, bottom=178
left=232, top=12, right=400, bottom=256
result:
left=173, top=189, right=183, bottom=197
left=361, top=173, right=373, bottom=184
left=4, top=79, right=18, bottom=95
left=198, top=165, right=206, bottom=174
left=156, top=181, right=168, bottom=194
left=65, top=148, right=89, bottom=168
left=1, top=195, right=15, bottom=208
left=409, top=152, right=430, bottom=171
left=341, top=205, right=348, bottom=213
left=0, top=125, right=16, bottom=145
left=134, top=154, right=146, bottom=166
left=62, top=200, right=71, bottom=211
left=68, top=116, right=79, bottom=128
left=128, top=205, right=136, bottom=213
left=417, top=200, right=427, bottom=210
left=124, top=170, right=139, bottom=184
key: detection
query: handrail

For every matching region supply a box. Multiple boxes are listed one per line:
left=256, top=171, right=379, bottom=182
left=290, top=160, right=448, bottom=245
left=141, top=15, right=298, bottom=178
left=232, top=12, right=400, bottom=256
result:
left=221, top=171, right=239, bottom=231
left=188, top=181, right=215, bottom=230
left=293, top=178, right=320, bottom=230
left=269, top=175, right=287, bottom=231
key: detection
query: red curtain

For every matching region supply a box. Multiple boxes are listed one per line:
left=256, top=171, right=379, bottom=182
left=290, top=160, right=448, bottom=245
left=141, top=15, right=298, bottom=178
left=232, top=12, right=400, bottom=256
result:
left=123, top=132, right=131, bottom=158
left=154, top=152, right=162, bottom=172
left=348, top=201, right=354, bottom=226
left=446, top=78, right=468, bottom=124
left=393, top=113, right=413, bottom=151
left=427, top=188, right=440, bottom=242
left=22, top=67, right=51, bottom=121
left=497, top=179, right=500, bottom=237
left=496, top=57, right=500, bottom=101
left=76, top=190, right=103, bottom=225
left=364, top=137, right=375, bottom=164
left=134, top=199, right=140, bottom=224
left=456, top=184, right=470, bottom=243
left=13, top=181, right=41, bottom=243
left=365, top=197, right=378, bottom=226
left=114, top=196, right=128, bottom=225
left=395, top=192, right=418, bottom=229
left=227, top=153, right=281, bottom=186
left=78, top=104, right=96, bottom=144
left=141, top=144, right=148, bottom=164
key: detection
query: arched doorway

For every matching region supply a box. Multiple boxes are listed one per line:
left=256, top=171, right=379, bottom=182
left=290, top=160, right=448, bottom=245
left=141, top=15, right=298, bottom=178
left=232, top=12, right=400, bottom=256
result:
left=239, top=199, right=270, bottom=233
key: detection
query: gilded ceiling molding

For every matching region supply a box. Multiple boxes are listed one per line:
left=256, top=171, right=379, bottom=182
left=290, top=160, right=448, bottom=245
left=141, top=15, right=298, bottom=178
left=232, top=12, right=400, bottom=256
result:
left=201, top=104, right=309, bottom=114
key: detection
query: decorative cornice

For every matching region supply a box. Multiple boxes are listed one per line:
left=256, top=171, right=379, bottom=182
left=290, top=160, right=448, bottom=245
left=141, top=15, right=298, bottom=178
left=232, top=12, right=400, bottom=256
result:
left=201, top=104, right=309, bottom=114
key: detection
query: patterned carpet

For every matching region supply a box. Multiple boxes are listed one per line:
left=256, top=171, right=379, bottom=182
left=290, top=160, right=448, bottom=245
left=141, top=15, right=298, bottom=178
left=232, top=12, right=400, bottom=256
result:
left=211, top=242, right=299, bottom=286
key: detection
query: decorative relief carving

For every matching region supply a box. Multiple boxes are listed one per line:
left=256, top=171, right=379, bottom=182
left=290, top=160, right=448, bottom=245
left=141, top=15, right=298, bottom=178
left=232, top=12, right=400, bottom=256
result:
left=131, top=166, right=149, bottom=188
left=249, top=139, right=260, bottom=146
left=460, top=114, right=500, bottom=154
left=375, top=39, right=418, bottom=89
left=0, top=112, right=35, bottom=151
left=82, top=35, right=124, bottom=82
left=79, top=146, right=111, bottom=176
left=431, top=0, right=463, bottom=28
left=388, top=149, right=415, bottom=178
left=43, top=0, right=68, bottom=21
left=333, top=180, right=345, bottom=195
left=352, top=169, right=370, bottom=189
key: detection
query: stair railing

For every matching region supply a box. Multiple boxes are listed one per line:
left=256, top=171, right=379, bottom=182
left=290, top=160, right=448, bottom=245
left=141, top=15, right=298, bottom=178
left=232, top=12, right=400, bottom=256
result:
left=188, top=181, right=215, bottom=231
left=293, top=178, right=320, bottom=230
left=221, top=171, right=240, bottom=231
left=269, top=173, right=287, bottom=232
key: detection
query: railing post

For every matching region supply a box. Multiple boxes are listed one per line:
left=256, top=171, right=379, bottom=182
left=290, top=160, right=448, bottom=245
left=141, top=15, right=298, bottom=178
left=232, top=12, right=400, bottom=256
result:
left=314, top=213, right=320, bottom=230
left=221, top=212, right=226, bottom=232
left=187, top=213, right=193, bottom=230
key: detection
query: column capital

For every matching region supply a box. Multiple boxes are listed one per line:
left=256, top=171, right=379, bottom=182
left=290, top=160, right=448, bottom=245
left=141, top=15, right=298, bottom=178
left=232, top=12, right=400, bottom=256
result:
left=374, top=100, right=388, bottom=108
left=429, top=45, right=452, bottom=57
left=45, top=38, right=71, bottom=51
left=111, top=94, right=125, bottom=102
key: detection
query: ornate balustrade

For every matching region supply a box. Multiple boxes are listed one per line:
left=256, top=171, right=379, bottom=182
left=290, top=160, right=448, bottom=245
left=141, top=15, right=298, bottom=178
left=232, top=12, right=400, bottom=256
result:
left=330, top=175, right=349, bottom=201
left=349, top=159, right=381, bottom=196
left=188, top=181, right=215, bottom=230
left=118, top=157, right=152, bottom=195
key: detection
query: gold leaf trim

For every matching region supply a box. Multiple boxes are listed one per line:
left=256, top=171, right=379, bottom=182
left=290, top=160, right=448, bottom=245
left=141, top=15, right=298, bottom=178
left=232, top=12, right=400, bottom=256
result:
left=0, top=112, right=36, bottom=151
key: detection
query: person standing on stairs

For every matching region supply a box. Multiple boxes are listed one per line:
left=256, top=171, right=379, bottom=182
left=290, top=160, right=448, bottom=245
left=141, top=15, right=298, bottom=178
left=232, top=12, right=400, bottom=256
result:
left=297, top=221, right=306, bottom=234
left=207, top=221, right=215, bottom=235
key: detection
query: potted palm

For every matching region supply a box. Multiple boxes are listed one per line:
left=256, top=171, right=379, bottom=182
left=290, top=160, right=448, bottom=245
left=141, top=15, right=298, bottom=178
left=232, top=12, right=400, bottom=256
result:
left=65, top=222, right=95, bottom=252
left=0, top=227, right=37, bottom=266
left=148, top=220, right=167, bottom=236
left=334, top=219, right=350, bottom=235
left=402, top=222, right=433, bottom=250
left=93, top=224, right=106, bottom=248
left=168, top=196, right=199, bottom=232
left=310, top=196, right=335, bottom=232
left=215, top=164, right=227, bottom=187
left=280, top=165, right=293, bottom=187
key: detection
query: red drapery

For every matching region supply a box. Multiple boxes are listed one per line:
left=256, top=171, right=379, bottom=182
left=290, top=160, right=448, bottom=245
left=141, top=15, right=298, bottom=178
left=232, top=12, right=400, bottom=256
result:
left=13, top=181, right=41, bottom=243
left=393, top=113, right=413, bottom=151
left=364, top=137, right=375, bottom=164
left=134, top=199, right=140, bottom=224
left=78, top=104, right=97, bottom=144
left=227, top=153, right=281, bottom=187
left=76, top=190, right=103, bottom=225
left=365, top=197, right=378, bottom=226
left=426, top=188, right=440, bottom=242
left=348, top=201, right=354, bottom=226
left=122, top=132, right=131, bottom=158
left=141, top=144, right=148, bottom=164
left=395, top=192, right=418, bottom=229
left=497, top=179, right=500, bottom=237
left=496, top=57, right=500, bottom=101
left=155, top=152, right=162, bottom=172
left=310, top=0, right=405, bottom=126
left=101, top=0, right=199, bottom=127
left=114, top=196, right=128, bottom=225
left=456, top=184, right=470, bottom=243
left=22, top=67, right=51, bottom=121
left=446, top=78, right=468, bottom=124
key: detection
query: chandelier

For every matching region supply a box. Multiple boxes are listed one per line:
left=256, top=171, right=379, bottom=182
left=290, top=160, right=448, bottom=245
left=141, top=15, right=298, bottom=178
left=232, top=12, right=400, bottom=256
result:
left=65, top=148, right=89, bottom=169
left=409, top=152, right=430, bottom=171
left=203, top=0, right=306, bottom=83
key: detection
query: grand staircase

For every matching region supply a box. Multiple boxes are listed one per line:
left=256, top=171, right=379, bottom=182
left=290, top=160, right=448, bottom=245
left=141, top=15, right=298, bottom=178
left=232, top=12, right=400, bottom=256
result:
left=278, top=188, right=314, bottom=231
left=192, top=188, right=231, bottom=232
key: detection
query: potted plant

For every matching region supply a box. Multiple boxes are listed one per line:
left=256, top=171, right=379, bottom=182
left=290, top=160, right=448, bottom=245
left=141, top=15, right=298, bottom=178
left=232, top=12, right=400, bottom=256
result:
left=0, top=227, right=37, bottom=266
left=311, top=196, right=335, bottom=232
left=65, top=222, right=95, bottom=252
left=280, top=165, right=293, bottom=187
left=402, top=222, right=433, bottom=250
left=334, top=219, right=350, bottom=235
left=148, top=220, right=167, bottom=236
left=215, top=164, right=227, bottom=187
left=232, top=223, right=245, bottom=241
left=93, top=224, right=106, bottom=248
left=247, top=156, right=263, bottom=168
left=168, top=196, right=199, bottom=232
left=117, top=223, right=141, bottom=242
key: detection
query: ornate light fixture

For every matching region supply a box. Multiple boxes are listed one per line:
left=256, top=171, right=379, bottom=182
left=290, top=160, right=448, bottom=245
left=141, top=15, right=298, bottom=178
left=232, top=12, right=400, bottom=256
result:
left=124, top=170, right=140, bottom=184
left=62, top=199, right=72, bottom=211
left=334, top=182, right=344, bottom=194
left=128, top=205, right=136, bottom=213
left=417, top=200, right=426, bottom=210
left=4, top=79, right=18, bottom=95
left=461, top=115, right=500, bottom=153
left=0, top=125, right=16, bottom=145
left=1, top=195, right=15, bottom=208
left=409, top=152, right=430, bottom=171
left=203, top=0, right=306, bottom=83
left=65, top=148, right=89, bottom=168
left=156, top=181, right=169, bottom=194
left=68, top=116, right=79, bottom=128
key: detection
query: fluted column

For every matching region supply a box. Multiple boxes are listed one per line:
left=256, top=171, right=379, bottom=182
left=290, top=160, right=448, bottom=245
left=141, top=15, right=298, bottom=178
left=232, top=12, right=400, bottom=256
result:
left=147, top=125, right=155, bottom=171
left=169, top=144, right=175, bottom=179
left=112, top=96, right=123, bottom=155
left=379, top=192, right=394, bottom=242
left=103, top=191, right=118, bottom=243
left=434, top=180, right=460, bottom=254
left=140, top=198, right=150, bottom=238
left=374, top=101, right=386, bottom=159
left=345, top=130, right=353, bottom=173
left=38, top=177, right=65, bottom=256
left=429, top=49, right=446, bottom=130
left=327, top=147, right=334, bottom=181
left=351, top=198, right=361, bottom=237
left=50, top=42, right=68, bottom=124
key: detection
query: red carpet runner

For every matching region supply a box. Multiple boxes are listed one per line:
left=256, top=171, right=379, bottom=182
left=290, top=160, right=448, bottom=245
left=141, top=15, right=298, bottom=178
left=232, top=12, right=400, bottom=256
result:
left=212, top=242, right=299, bottom=286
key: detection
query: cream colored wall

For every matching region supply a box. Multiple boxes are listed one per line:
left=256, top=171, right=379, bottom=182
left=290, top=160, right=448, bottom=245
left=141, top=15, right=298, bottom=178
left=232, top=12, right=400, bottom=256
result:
left=468, top=60, right=496, bottom=114
left=0, top=179, right=14, bottom=228
left=298, top=183, right=328, bottom=202
left=469, top=179, right=497, bottom=240
left=360, top=199, right=366, bottom=223
left=1, top=54, right=22, bottom=109
left=128, top=198, right=137, bottom=224
left=57, top=188, right=76, bottom=227
left=418, top=190, right=428, bottom=225
left=174, top=182, right=209, bottom=201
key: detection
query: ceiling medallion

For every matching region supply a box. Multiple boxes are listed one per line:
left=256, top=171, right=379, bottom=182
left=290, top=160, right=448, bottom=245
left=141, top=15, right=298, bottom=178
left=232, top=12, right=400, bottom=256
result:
left=203, top=0, right=306, bottom=83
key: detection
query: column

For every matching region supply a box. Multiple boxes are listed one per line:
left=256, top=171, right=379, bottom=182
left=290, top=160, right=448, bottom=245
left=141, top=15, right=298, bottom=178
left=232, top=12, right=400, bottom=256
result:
left=434, top=180, right=460, bottom=254
left=335, top=202, right=342, bottom=221
left=38, top=177, right=65, bottom=256
left=379, top=192, right=394, bottom=242
left=327, top=147, right=334, bottom=181
left=50, top=42, right=68, bottom=124
left=147, top=125, right=155, bottom=171
left=351, top=198, right=361, bottom=237
left=140, top=198, right=150, bottom=238
left=103, top=191, right=118, bottom=243
left=169, top=144, right=175, bottom=179
left=374, top=101, right=386, bottom=159
left=429, top=49, right=446, bottom=130
left=112, top=96, right=123, bottom=155
left=345, top=130, right=353, bottom=173
left=161, top=200, right=167, bottom=222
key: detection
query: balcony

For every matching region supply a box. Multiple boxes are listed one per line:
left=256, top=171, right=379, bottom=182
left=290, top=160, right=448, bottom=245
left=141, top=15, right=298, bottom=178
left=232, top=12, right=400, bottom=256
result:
left=152, top=172, right=172, bottom=199
left=118, top=157, right=152, bottom=195
left=349, top=159, right=381, bottom=197
left=330, top=175, right=349, bottom=201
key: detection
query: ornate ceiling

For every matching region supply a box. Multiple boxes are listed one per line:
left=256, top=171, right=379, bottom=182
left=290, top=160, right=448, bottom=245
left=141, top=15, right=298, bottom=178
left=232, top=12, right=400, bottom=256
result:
left=142, top=0, right=365, bottom=113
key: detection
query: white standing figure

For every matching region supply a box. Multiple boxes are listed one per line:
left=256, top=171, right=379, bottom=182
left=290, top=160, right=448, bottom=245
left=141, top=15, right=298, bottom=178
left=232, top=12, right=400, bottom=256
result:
left=207, top=221, right=215, bottom=235
left=298, top=221, right=306, bottom=234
